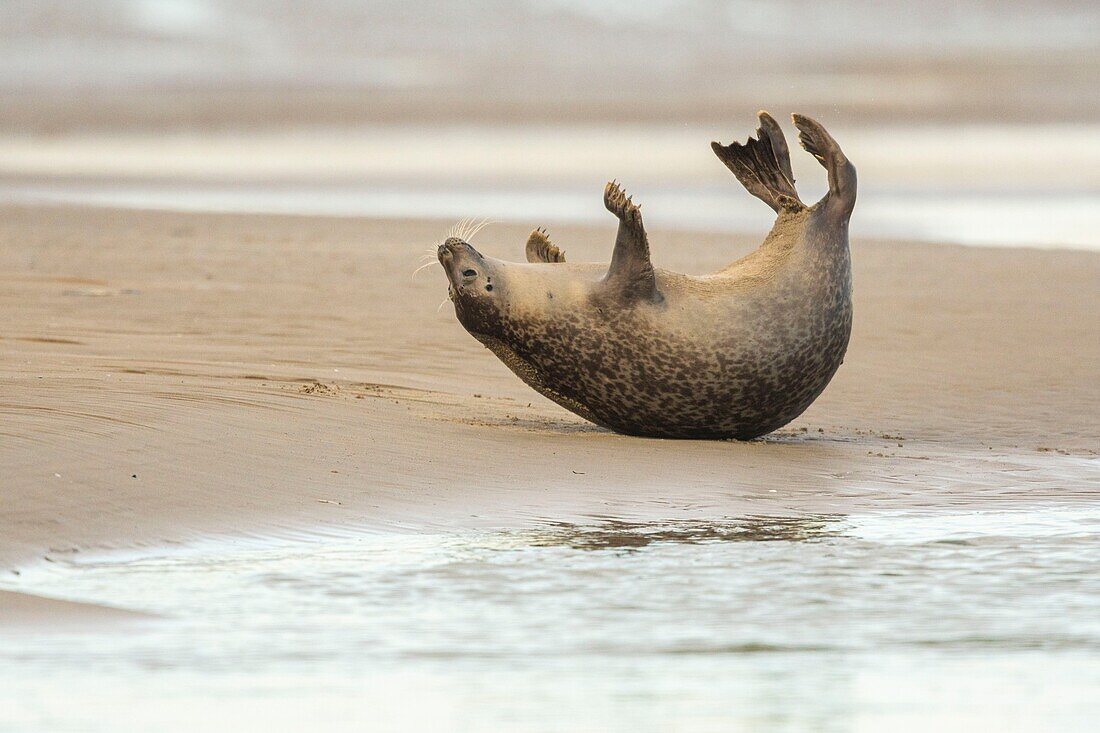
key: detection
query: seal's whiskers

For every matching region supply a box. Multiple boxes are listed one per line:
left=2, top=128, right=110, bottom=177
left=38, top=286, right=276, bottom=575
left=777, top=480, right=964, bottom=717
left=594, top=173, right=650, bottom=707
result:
left=448, top=216, right=493, bottom=243
left=411, top=260, right=439, bottom=279
left=449, top=217, right=473, bottom=240
left=466, top=218, right=495, bottom=242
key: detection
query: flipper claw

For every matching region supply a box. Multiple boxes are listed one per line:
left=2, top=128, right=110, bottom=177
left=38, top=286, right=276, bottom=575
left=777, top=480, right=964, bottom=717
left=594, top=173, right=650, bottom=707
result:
left=526, top=228, right=565, bottom=263
left=601, top=181, right=659, bottom=303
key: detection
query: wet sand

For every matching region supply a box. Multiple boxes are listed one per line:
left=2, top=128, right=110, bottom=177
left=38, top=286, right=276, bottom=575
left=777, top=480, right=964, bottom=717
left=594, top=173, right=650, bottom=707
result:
left=1, top=204, right=1098, bottom=618
left=0, top=589, right=152, bottom=628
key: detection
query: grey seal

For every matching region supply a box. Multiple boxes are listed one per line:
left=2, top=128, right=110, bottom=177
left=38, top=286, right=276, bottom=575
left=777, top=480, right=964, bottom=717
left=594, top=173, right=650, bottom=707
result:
left=437, top=112, right=856, bottom=439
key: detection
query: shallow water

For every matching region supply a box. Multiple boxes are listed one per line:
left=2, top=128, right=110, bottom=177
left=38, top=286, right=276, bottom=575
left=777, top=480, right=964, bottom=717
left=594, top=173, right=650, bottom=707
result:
left=4, top=179, right=1098, bottom=251
left=2, top=123, right=1099, bottom=250
left=3, top=506, right=1099, bottom=731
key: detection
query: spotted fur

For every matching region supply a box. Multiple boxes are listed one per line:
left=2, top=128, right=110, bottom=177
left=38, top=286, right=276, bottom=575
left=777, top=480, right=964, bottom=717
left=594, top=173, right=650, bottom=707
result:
left=437, top=112, right=856, bottom=440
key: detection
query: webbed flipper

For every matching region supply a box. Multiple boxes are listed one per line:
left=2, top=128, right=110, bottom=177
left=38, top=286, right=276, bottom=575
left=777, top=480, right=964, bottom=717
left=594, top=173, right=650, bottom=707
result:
left=602, top=181, right=660, bottom=303
left=711, top=110, right=804, bottom=213
left=792, top=114, right=857, bottom=223
left=757, top=111, right=795, bottom=183
left=525, top=228, right=565, bottom=263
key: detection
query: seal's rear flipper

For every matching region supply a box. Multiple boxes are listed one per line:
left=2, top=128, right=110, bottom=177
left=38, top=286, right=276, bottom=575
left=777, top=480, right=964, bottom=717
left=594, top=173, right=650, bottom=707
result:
left=756, top=111, right=795, bottom=184
left=712, top=111, right=804, bottom=214
left=602, top=181, right=660, bottom=303
left=792, top=114, right=857, bottom=223
left=526, top=228, right=565, bottom=263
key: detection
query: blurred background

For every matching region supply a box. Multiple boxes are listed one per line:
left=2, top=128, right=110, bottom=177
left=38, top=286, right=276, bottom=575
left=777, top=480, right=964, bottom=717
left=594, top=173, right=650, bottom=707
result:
left=2, top=7, right=1099, bottom=730
left=4, top=0, right=1099, bottom=127
left=1, top=0, right=1098, bottom=248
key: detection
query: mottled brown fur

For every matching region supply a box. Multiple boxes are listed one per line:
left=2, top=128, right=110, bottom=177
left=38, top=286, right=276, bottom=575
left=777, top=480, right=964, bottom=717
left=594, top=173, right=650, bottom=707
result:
left=438, top=112, right=856, bottom=439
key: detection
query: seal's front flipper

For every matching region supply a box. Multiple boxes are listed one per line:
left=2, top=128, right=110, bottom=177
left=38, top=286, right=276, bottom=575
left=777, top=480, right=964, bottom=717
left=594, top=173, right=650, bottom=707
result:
left=792, top=114, right=857, bottom=223
left=525, top=228, right=565, bottom=263
left=712, top=111, right=803, bottom=214
left=602, top=181, right=660, bottom=303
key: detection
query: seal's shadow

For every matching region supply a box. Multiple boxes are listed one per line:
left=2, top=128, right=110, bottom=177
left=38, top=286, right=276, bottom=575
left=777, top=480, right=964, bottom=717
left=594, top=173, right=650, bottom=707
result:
left=442, top=394, right=856, bottom=445
left=450, top=410, right=610, bottom=436
left=460, top=410, right=850, bottom=445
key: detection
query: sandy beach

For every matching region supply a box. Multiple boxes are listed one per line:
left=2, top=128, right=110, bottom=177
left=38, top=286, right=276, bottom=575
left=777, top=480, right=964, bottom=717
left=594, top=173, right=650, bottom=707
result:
left=2, top=203, right=1097, bottom=618
left=3, top=3, right=1099, bottom=729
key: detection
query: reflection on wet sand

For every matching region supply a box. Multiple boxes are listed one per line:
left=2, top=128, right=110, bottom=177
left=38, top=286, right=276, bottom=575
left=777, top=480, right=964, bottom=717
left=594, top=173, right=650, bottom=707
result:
left=526, top=515, right=840, bottom=551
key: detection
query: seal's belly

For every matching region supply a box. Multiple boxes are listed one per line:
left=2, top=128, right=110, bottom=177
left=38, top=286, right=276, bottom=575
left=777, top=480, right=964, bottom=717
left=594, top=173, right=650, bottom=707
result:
left=507, top=286, right=852, bottom=440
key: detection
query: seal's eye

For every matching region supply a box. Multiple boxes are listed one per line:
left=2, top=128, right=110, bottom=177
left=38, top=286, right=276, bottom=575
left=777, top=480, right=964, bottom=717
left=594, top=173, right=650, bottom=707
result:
left=462, top=269, right=477, bottom=278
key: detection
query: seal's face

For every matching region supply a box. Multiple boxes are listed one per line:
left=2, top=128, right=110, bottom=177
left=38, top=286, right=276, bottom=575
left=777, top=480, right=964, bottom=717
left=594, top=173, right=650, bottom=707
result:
left=438, top=237, right=505, bottom=336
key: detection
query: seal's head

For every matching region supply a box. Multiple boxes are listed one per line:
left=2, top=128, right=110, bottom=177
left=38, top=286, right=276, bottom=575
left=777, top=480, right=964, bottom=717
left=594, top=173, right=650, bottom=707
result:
left=438, top=236, right=506, bottom=336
